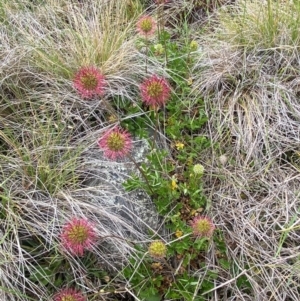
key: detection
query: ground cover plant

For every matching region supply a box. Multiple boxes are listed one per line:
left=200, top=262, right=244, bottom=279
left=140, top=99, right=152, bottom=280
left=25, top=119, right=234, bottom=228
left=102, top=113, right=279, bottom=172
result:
left=0, top=0, right=300, bottom=300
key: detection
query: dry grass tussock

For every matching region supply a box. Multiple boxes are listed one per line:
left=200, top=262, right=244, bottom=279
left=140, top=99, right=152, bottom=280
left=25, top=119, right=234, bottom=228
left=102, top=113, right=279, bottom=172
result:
left=192, top=4, right=300, bottom=300
left=0, top=0, right=164, bottom=116
left=218, top=0, right=300, bottom=49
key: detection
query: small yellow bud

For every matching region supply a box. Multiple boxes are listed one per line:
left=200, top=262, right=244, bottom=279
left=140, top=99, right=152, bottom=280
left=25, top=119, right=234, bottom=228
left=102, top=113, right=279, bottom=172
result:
left=108, top=114, right=118, bottom=123
left=154, top=43, right=164, bottom=55
left=190, top=40, right=199, bottom=51
left=187, top=77, right=193, bottom=86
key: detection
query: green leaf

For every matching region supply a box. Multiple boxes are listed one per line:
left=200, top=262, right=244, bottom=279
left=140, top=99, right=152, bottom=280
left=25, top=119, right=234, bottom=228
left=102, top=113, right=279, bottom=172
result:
left=219, top=258, right=230, bottom=270
left=139, top=287, right=160, bottom=301
left=143, top=294, right=161, bottom=301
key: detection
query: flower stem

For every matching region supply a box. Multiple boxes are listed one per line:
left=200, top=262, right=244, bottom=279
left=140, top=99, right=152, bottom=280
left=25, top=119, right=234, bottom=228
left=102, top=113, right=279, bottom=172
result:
left=157, top=3, right=168, bottom=65
left=127, top=153, right=155, bottom=195
left=145, top=37, right=149, bottom=74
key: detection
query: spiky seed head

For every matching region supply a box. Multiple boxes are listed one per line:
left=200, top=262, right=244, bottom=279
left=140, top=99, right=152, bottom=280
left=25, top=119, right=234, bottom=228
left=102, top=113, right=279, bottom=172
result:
left=154, top=43, right=164, bottom=55
left=137, top=15, right=156, bottom=37
left=190, top=40, right=199, bottom=51
left=53, top=288, right=86, bottom=301
left=140, top=75, right=171, bottom=108
left=148, top=240, right=167, bottom=259
left=190, top=216, right=215, bottom=238
left=193, top=164, right=204, bottom=175
left=97, top=127, right=132, bottom=160
left=73, top=66, right=106, bottom=99
left=61, top=218, right=97, bottom=256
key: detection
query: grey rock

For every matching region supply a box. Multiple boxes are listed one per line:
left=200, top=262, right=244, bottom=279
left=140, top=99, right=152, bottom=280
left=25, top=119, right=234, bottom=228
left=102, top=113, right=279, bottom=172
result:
left=82, top=138, right=163, bottom=238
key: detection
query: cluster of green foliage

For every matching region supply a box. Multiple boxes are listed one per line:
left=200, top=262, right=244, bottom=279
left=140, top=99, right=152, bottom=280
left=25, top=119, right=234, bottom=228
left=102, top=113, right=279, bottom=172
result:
left=119, top=19, right=230, bottom=301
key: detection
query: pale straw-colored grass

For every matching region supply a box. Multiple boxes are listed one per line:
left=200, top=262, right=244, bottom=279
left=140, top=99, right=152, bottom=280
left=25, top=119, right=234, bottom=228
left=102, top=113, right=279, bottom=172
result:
left=191, top=2, right=300, bottom=298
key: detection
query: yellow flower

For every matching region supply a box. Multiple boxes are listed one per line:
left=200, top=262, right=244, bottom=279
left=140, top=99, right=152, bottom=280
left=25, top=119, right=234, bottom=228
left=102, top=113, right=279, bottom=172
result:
left=171, top=178, right=178, bottom=190
left=175, top=229, right=183, bottom=238
left=175, top=142, right=184, bottom=150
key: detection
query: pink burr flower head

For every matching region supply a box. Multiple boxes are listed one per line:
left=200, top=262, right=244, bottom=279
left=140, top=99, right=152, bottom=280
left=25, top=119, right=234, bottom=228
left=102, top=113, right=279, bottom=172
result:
left=53, top=288, right=86, bottom=301
left=137, top=15, right=156, bottom=37
left=97, top=126, right=133, bottom=160
left=140, top=75, right=171, bottom=108
left=73, top=66, right=106, bottom=99
left=190, top=216, right=215, bottom=238
left=60, top=218, right=97, bottom=256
